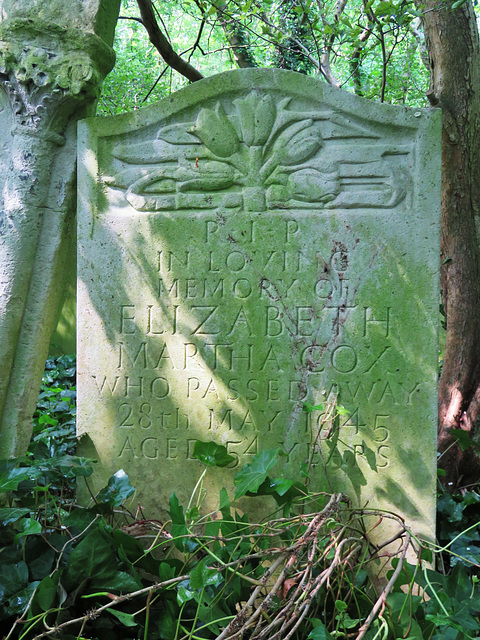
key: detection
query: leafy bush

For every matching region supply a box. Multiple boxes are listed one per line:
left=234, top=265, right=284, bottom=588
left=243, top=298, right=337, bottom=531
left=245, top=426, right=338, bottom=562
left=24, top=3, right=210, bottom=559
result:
left=30, top=354, right=77, bottom=462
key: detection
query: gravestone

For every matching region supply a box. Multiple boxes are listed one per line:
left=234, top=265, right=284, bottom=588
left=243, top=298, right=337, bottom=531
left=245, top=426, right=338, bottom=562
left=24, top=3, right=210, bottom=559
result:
left=78, top=69, right=440, bottom=543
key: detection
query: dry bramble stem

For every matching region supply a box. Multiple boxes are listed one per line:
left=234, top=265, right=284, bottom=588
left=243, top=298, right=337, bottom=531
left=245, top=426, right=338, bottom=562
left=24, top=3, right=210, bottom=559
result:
left=355, top=533, right=412, bottom=640
left=216, top=492, right=345, bottom=640
left=15, top=493, right=419, bottom=640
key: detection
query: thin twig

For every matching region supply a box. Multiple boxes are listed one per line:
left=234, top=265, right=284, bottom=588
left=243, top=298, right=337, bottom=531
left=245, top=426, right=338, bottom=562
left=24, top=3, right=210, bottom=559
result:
left=30, top=574, right=192, bottom=640
left=355, top=532, right=412, bottom=640
left=118, top=15, right=145, bottom=23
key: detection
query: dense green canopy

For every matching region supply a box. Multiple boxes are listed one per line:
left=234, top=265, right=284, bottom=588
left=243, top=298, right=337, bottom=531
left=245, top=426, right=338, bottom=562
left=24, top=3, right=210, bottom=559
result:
left=99, top=0, right=434, bottom=116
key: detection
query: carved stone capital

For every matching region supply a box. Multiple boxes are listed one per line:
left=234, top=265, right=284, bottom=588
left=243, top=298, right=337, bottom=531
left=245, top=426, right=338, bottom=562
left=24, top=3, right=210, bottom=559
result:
left=0, top=18, right=116, bottom=141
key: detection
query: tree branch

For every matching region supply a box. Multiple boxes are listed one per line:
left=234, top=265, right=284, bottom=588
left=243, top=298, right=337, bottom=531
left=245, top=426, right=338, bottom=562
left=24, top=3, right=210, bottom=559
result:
left=318, top=0, right=345, bottom=87
left=350, top=22, right=373, bottom=95
left=187, top=16, right=207, bottom=62
left=135, top=0, right=204, bottom=82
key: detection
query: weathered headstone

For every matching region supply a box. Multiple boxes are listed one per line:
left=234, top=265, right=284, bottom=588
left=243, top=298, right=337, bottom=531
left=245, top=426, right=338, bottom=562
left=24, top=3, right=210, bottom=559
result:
left=78, top=69, right=440, bottom=543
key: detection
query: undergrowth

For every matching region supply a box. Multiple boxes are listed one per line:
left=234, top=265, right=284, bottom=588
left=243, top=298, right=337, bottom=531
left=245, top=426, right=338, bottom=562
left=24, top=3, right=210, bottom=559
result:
left=0, top=356, right=480, bottom=640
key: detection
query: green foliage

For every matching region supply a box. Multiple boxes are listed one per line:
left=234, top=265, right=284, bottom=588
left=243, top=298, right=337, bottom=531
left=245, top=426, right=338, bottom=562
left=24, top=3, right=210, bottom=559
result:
left=233, top=447, right=278, bottom=497
left=3, top=437, right=480, bottom=639
left=192, top=440, right=235, bottom=467
left=273, top=4, right=316, bottom=74
left=437, top=486, right=480, bottom=569
left=95, top=469, right=136, bottom=506
left=97, top=0, right=437, bottom=116
left=100, top=0, right=437, bottom=114
left=30, top=354, right=77, bottom=461
left=98, top=1, right=168, bottom=115
left=98, top=0, right=236, bottom=115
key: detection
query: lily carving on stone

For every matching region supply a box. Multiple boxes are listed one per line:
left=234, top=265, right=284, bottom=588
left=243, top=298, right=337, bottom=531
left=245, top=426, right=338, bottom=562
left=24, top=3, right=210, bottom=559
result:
left=107, top=89, right=410, bottom=212
left=107, top=90, right=341, bottom=212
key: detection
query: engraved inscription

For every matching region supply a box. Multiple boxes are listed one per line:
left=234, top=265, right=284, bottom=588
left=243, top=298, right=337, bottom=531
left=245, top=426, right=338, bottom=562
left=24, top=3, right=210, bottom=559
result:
left=87, top=218, right=407, bottom=471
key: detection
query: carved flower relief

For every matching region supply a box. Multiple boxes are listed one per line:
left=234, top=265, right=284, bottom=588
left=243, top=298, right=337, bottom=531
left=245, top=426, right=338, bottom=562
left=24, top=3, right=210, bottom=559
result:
left=55, top=54, right=98, bottom=96
left=270, top=121, right=324, bottom=167
left=110, top=91, right=340, bottom=211
left=267, top=168, right=340, bottom=208
left=193, top=104, right=240, bottom=158
left=120, top=161, right=236, bottom=211
left=233, top=92, right=275, bottom=146
left=287, top=168, right=340, bottom=203
left=190, top=98, right=326, bottom=174
left=189, top=106, right=330, bottom=210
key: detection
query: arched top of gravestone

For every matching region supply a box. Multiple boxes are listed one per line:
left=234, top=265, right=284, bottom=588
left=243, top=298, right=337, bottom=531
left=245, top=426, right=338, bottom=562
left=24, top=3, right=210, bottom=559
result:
left=81, top=68, right=439, bottom=215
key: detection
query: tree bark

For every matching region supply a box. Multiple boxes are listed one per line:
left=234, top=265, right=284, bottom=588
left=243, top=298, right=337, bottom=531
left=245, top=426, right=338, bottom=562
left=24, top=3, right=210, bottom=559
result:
left=0, top=0, right=121, bottom=457
left=215, top=1, right=258, bottom=68
left=419, top=0, right=480, bottom=487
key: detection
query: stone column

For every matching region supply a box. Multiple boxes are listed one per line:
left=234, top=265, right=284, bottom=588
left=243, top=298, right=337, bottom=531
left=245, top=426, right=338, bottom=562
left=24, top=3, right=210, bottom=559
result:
left=0, top=0, right=120, bottom=457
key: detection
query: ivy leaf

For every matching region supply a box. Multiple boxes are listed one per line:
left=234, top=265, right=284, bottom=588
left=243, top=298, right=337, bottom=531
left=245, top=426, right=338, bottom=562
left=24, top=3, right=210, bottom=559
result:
left=35, top=575, right=57, bottom=612
left=169, top=493, right=197, bottom=553
left=1, top=580, right=40, bottom=617
left=157, top=599, right=177, bottom=640
left=29, top=546, right=56, bottom=580
left=335, top=599, right=348, bottom=613
left=450, top=541, right=480, bottom=567
left=219, top=487, right=230, bottom=511
left=169, top=492, right=185, bottom=526
left=192, top=441, right=235, bottom=467
left=234, top=449, right=278, bottom=499
left=14, top=518, right=42, bottom=543
left=0, top=468, right=30, bottom=493
left=66, top=529, right=117, bottom=582
left=108, top=609, right=138, bottom=627
left=177, top=583, right=195, bottom=605
left=0, top=561, right=29, bottom=599
left=0, top=507, right=30, bottom=525
left=190, top=559, right=223, bottom=589
left=96, top=470, right=135, bottom=506
left=308, top=621, right=334, bottom=640
left=54, top=455, right=94, bottom=477
left=450, top=429, right=475, bottom=451
left=336, top=405, right=349, bottom=416
left=91, top=570, right=142, bottom=593
left=267, top=477, right=294, bottom=496
left=158, top=562, right=176, bottom=582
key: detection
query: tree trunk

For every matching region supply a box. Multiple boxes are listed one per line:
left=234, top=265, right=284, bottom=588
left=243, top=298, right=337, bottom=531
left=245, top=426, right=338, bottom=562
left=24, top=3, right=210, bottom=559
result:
left=0, top=0, right=120, bottom=458
left=215, top=1, right=258, bottom=68
left=419, top=0, right=480, bottom=487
